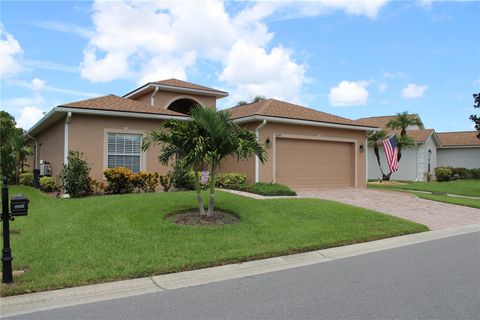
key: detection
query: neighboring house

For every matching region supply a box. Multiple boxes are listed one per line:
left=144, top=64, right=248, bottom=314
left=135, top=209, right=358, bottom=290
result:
left=357, top=114, right=480, bottom=181
left=437, top=131, right=480, bottom=169
left=25, top=79, right=377, bottom=189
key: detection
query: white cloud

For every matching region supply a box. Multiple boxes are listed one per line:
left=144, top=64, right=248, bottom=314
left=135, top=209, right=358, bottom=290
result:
left=29, top=21, right=93, bottom=38
left=17, top=106, right=45, bottom=130
left=329, top=80, right=370, bottom=106
left=31, top=78, right=45, bottom=91
left=220, top=41, right=306, bottom=103
left=402, top=83, right=427, bottom=98
left=378, top=83, right=388, bottom=92
left=0, top=24, right=23, bottom=77
left=80, top=0, right=391, bottom=103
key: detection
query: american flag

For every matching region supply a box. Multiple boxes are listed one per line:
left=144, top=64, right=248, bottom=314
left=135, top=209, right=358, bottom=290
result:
left=383, top=135, right=399, bottom=172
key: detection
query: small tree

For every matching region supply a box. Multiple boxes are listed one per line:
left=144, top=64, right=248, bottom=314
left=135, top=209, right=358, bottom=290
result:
left=0, top=111, right=32, bottom=183
left=144, top=106, right=266, bottom=217
left=61, top=151, right=92, bottom=197
left=367, top=130, right=387, bottom=179
left=470, top=93, right=480, bottom=139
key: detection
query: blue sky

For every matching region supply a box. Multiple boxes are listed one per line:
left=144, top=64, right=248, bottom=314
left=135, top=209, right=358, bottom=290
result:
left=1, top=0, right=479, bottom=131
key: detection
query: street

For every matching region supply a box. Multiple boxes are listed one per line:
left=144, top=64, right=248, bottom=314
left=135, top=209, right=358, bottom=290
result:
left=5, top=232, right=480, bottom=320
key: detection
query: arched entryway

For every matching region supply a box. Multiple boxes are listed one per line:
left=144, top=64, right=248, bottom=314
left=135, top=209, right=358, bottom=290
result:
left=167, top=98, right=201, bottom=115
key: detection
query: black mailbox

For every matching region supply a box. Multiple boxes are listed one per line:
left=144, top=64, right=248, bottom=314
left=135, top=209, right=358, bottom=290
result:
left=10, top=195, right=29, bottom=216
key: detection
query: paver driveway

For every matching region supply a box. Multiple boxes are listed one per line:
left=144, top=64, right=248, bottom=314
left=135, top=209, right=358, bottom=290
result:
left=296, top=189, right=480, bottom=230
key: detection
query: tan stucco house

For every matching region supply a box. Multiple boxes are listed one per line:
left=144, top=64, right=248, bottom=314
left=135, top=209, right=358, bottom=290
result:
left=26, top=79, right=377, bottom=189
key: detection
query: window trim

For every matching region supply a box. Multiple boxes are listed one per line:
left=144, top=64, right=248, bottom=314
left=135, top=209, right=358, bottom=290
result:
left=103, top=128, right=147, bottom=175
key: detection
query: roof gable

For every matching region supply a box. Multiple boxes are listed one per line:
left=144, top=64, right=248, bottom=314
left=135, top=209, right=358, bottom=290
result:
left=61, top=94, right=188, bottom=117
left=124, top=78, right=228, bottom=98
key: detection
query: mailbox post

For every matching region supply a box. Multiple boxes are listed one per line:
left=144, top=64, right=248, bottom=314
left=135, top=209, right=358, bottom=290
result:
left=1, top=178, right=29, bottom=284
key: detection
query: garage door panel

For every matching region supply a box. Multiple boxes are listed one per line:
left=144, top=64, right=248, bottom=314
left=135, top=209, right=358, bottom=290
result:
left=276, top=138, right=354, bottom=188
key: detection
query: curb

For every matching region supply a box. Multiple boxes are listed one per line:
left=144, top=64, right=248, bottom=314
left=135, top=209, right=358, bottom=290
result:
left=1, top=224, right=479, bottom=318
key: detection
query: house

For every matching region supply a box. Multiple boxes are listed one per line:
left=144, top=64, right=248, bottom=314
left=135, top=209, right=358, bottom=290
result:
left=25, top=79, right=377, bottom=189
left=357, top=114, right=480, bottom=181
left=437, top=131, right=480, bottom=169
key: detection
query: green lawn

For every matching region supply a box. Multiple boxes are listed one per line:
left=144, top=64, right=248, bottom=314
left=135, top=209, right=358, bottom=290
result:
left=368, top=180, right=480, bottom=197
left=1, top=186, right=427, bottom=296
left=412, top=192, right=480, bottom=209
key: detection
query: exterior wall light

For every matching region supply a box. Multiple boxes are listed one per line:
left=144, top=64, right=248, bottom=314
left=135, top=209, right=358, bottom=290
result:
left=359, top=144, right=364, bottom=153
left=265, top=137, right=271, bottom=148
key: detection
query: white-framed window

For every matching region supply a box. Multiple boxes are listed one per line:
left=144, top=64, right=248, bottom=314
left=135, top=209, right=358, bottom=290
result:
left=107, top=133, right=142, bottom=172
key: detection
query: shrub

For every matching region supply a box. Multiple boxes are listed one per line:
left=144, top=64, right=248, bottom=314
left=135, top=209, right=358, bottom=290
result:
left=39, top=176, right=58, bottom=192
left=171, top=160, right=193, bottom=189
left=61, top=151, right=92, bottom=198
left=470, top=168, right=480, bottom=179
left=159, top=172, right=173, bottom=192
left=435, top=167, right=452, bottom=182
left=450, top=167, right=471, bottom=179
left=241, top=183, right=297, bottom=196
left=131, top=171, right=159, bottom=192
left=104, top=167, right=134, bottom=194
left=19, top=172, right=34, bottom=186
left=215, top=172, right=247, bottom=189
left=89, top=178, right=105, bottom=195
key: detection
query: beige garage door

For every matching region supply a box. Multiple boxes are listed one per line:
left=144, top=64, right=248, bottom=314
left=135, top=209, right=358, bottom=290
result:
left=276, top=138, right=355, bottom=189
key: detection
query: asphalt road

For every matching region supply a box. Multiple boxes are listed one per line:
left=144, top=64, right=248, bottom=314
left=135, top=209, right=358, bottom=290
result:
left=6, top=232, right=479, bottom=320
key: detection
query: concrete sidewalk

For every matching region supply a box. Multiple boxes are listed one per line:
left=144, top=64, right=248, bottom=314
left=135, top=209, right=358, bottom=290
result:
left=1, top=224, right=478, bottom=318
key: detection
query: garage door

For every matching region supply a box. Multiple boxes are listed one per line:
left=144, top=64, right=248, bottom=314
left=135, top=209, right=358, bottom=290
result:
left=276, top=138, right=355, bottom=188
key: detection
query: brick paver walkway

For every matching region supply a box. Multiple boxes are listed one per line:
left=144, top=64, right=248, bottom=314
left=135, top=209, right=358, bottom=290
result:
left=296, top=188, right=480, bottom=230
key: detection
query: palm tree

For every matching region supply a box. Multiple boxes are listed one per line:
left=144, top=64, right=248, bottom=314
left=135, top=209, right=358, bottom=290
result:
left=143, top=106, right=266, bottom=217
left=386, top=111, right=422, bottom=162
left=367, top=130, right=387, bottom=179
left=142, top=114, right=209, bottom=215
left=190, top=106, right=266, bottom=216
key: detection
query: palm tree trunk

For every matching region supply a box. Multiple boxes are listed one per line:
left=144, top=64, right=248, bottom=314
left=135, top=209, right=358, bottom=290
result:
left=373, top=144, right=386, bottom=177
left=193, top=171, right=206, bottom=216
left=207, top=171, right=216, bottom=217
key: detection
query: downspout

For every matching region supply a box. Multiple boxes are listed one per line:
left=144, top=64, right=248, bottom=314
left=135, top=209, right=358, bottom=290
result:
left=365, top=133, right=369, bottom=184
left=64, top=112, right=72, bottom=164
left=255, top=120, right=267, bottom=183
left=150, top=86, right=159, bottom=106
left=26, top=134, right=38, bottom=169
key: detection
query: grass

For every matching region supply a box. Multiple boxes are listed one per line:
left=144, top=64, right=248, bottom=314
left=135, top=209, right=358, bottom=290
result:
left=238, top=183, right=297, bottom=196
left=368, top=180, right=480, bottom=197
left=411, top=192, right=480, bottom=209
left=0, top=186, right=427, bottom=296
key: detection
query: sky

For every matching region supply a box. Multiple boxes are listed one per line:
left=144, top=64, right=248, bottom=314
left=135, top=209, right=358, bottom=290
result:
left=1, top=0, right=479, bottom=131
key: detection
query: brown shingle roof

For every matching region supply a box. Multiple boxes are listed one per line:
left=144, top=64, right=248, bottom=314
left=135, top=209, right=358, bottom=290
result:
left=437, top=131, right=480, bottom=146
left=226, top=99, right=376, bottom=128
left=60, top=94, right=188, bottom=117
left=151, top=78, right=227, bottom=94
left=356, top=114, right=423, bottom=130
left=406, top=129, right=434, bottom=143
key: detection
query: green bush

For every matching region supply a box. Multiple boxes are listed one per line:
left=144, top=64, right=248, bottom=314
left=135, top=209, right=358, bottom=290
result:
left=241, top=183, right=297, bottom=196
left=19, top=172, right=34, bottom=186
left=39, top=176, right=58, bottom=192
left=435, top=167, right=452, bottom=182
left=61, top=151, right=92, bottom=198
left=171, top=160, right=194, bottom=190
left=450, top=167, right=472, bottom=179
left=216, top=172, right=247, bottom=189
left=104, top=167, right=135, bottom=194
left=470, top=168, right=480, bottom=179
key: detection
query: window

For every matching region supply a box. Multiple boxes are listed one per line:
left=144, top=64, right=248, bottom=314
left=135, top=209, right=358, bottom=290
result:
left=107, top=133, right=142, bottom=172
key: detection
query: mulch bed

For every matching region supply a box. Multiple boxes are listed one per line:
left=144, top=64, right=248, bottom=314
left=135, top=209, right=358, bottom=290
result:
left=167, top=211, right=239, bottom=226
